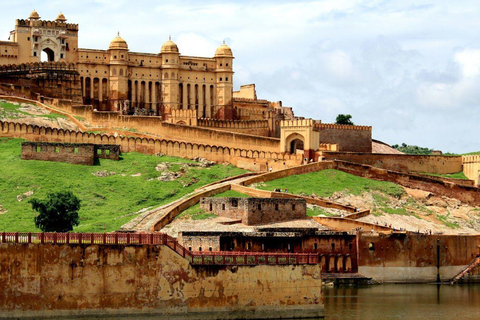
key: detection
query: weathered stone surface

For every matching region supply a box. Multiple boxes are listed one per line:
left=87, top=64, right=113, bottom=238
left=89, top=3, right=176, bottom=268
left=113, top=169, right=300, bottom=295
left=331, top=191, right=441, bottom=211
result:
left=0, top=243, right=324, bottom=319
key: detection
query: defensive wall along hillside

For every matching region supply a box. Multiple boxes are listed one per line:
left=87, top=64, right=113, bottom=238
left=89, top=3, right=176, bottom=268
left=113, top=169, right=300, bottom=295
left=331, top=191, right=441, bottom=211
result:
left=321, top=151, right=463, bottom=175
left=0, top=94, right=280, bottom=153
left=0, top=235, right=324, bottom=319
left=0, top=120, right=303, bottom=170
left=30, top=94, right=282, bottom=152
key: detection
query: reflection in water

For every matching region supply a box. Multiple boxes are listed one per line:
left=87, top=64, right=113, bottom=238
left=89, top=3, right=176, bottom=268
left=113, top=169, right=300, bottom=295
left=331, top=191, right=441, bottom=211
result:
left=323, top=284, right=480, bottom=320
left=46, top=284, right=480, bottom=320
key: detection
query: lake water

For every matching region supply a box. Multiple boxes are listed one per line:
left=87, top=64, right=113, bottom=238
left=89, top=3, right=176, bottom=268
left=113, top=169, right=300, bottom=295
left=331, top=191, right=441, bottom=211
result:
left=322, top=284, right=480, bottom=320
left=34, top=284, right=480, bottom=319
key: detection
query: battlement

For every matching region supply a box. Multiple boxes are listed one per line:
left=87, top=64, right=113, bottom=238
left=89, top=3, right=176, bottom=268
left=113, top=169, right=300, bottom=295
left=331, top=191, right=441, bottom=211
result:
left=280, top=119, right=316, bottom=128
left=463, top=155, right=480, bottom=163
left=0, top=61, right=77, bottom=73
left=16, top=19, right=79, bottom=31
left=233, top=97, right=269, bottom=104
left=198, top=118, right=268, bottom=129
left=314, top=123, right=372, bottom=131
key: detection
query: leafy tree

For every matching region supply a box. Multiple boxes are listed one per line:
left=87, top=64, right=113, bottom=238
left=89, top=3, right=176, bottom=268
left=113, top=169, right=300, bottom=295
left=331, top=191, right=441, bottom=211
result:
left=30, top=191, right=81, bottom=232
left=335, top=114, right=354, bottom=125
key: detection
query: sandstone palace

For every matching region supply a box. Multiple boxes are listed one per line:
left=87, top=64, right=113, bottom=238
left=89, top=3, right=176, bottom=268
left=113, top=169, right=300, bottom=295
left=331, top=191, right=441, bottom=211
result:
left=0, top=11, right=375, bottom=159
left=1, top=10, right=479, bottom=184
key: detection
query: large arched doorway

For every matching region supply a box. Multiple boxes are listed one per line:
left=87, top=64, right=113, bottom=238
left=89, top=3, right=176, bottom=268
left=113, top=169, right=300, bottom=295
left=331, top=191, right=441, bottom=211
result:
left=290, top=139, right=304, bottom=154
left=41, top=48, right=55, bottom=62
left=285, top=133, right=305, bottom=155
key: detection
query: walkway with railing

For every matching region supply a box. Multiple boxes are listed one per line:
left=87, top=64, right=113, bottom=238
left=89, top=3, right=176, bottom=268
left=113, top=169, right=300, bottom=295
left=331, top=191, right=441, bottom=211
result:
left=0, top=232, right=319, bottom=266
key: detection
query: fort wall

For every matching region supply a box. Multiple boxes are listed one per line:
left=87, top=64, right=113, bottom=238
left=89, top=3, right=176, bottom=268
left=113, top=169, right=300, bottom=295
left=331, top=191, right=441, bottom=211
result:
left=0, top=243, right=324, bottom=319
left=0, top=120, right=302, bottom=171
left=333, top=161, right=480, bottom=206
left=357, top=233, right=480, bottom=283
left=322, top=151, right=463, bottom=175
left=198, top=118, right=270, bottom=137
left=239, top=161, right=336, bottom=186
left=463, top=155, right=480, bottom=186
left=316, top=123, right=372, bottom=153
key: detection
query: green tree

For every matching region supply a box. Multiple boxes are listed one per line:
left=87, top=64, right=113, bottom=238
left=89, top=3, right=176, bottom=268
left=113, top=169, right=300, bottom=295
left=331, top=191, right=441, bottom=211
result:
left=30, top=191, right=81, bottom=232
left=335, top=114, right=354, bottom=125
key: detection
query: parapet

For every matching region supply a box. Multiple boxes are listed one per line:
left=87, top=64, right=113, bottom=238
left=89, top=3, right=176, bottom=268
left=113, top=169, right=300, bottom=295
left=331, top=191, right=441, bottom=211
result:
left=314, top=123, right=372, bottom=131
left=16, top=19, right=78, bottom=31
left=463, top=155, right=480, bottom=163
left=280, top=119, right=316, bottom=128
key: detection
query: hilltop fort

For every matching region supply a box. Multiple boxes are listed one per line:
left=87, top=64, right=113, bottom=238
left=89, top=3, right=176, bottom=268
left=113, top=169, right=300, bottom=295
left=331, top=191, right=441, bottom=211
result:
left=1, top=10, right=480, bottom=320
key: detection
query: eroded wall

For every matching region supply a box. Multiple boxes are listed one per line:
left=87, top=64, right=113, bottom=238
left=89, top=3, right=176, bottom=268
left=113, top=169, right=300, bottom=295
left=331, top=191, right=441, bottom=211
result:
left=0, top=243, right=324, bottom=319
left=358, top=233, right=480, bottom=283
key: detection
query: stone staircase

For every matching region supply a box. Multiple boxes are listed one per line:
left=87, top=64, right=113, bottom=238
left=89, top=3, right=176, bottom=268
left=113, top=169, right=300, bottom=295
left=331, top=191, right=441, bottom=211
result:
left=450, top=256, right=480, bottom=284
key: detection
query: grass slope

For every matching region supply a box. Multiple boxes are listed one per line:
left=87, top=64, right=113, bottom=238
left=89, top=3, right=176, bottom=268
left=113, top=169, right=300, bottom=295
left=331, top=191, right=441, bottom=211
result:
left=0, top=138, right=246, bottom=232
left=255, top=169, right=405, bottom=198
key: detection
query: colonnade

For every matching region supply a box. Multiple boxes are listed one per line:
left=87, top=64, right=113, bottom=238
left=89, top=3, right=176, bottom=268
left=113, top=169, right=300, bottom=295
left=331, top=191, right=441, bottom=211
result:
left=81, top=77, right=109, bottom=110
left=80, top=76, right=217, bottom=117
left=179, top=83, right=215, bottom=118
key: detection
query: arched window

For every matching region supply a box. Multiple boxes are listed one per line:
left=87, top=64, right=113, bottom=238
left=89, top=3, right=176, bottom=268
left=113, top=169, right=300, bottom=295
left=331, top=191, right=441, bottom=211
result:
left=112, top=68, right=117, bottom=76
left=119, top=68, right=124, bottom=76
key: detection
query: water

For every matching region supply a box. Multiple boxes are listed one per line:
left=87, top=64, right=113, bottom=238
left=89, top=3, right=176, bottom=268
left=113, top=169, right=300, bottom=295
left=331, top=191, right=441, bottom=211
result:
left=323, top=284, right=480, bottom=320
left=28, top=284, right=480, bottom=319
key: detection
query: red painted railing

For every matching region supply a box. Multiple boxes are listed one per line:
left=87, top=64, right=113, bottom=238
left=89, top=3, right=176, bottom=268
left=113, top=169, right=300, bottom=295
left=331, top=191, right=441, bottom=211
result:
left=0, top=232, right=318, bottom=266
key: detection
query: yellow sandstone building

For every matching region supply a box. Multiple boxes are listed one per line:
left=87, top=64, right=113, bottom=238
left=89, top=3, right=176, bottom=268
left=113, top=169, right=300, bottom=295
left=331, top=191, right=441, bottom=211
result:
left=0, top=10, right=379, bottom=162
left=0, top=10, right=290, bottom=126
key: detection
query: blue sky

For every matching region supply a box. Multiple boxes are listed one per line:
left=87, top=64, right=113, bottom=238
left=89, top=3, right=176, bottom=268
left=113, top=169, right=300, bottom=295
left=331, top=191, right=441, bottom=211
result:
left=1, top=0, right=479, bottom=153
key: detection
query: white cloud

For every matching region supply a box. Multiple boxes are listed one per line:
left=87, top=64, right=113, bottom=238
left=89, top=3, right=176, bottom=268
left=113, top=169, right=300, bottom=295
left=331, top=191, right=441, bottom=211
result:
left=0, top=0, right=480, bottom=153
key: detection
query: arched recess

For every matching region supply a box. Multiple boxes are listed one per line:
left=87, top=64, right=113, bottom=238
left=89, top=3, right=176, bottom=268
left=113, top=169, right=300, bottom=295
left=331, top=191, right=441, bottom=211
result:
left=41, top=48, right=55, bottom=62
left=285, top=133, right=305, bottom=154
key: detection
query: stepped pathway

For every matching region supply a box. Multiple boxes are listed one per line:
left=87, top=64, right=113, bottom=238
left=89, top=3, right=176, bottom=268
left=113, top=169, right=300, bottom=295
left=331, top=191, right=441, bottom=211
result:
left=121, top=173, right=260, bottom=232
left=450, top=256, right=480, bottom=284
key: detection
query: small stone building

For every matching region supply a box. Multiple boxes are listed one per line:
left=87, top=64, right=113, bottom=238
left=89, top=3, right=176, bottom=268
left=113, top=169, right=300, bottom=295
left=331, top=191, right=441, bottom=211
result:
left=200, top=197, right=306, bottom=225
left=21, top=141, right=120, bottom=165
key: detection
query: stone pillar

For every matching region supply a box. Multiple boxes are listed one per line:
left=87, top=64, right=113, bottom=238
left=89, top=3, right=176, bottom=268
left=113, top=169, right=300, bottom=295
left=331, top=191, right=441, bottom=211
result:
left=183, top=83, right=188, bottom=110
left=205, top=85, right=211, bottom=118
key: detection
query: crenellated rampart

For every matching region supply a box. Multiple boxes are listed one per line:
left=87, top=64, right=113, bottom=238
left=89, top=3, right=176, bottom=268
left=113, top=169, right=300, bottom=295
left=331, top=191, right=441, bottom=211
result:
left=463, top=155, right=480, bottom=186
left=314, top=123, right=372, bottom=131
left=0, top=120, right=302, bottom=170
left=198, top=118, right=270, bottom=136
left=281, top=119, right=316, bottom=128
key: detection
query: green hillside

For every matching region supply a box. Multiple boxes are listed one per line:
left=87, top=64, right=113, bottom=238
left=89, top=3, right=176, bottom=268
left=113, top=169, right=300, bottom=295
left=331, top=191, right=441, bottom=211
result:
left=0, top=138, right=246, bottom=232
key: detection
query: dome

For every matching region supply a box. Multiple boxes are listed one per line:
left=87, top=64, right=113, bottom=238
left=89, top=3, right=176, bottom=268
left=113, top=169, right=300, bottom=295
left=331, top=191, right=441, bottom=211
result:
left=215, top=42, right=233, bottom=57
left=56, top=12, right=66, bottom=22
left=29, top=10, right=40, bottom=20
left=109, top=33, right=128, bottom=50
left=161, top=38, right=179, bottom=54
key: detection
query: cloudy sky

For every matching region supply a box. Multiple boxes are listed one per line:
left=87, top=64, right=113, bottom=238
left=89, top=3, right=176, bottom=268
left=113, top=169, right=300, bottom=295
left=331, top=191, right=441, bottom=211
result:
left=1, top=0, right=479, bottom=153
